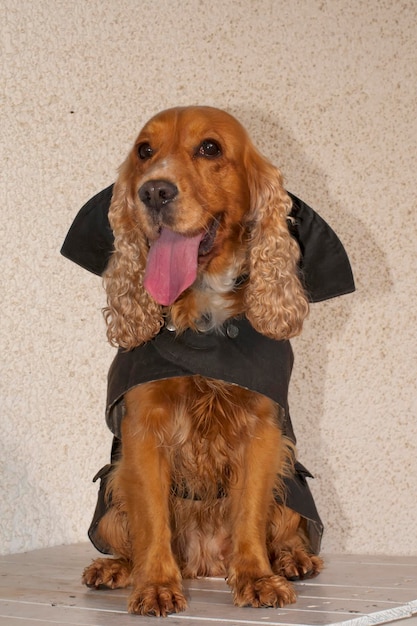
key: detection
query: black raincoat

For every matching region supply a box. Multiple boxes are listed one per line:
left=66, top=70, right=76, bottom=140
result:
left=61, top=185, right=355, bottom=555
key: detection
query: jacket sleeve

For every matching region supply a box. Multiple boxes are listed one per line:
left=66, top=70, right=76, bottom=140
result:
left=288, top=193, right=355, bottom=302
left=60, top=185, right=115, bottom=276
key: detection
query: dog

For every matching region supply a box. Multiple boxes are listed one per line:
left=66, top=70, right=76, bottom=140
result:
left=81, top=106, right=323, bottom=616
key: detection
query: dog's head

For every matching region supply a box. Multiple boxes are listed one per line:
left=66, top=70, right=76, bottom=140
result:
left=105, top=106, right=309, bottom=348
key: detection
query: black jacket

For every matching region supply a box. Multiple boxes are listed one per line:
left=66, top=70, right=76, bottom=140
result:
left=61, top=186, right=355, bottom=556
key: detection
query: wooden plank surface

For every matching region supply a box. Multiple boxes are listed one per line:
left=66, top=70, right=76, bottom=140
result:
left=0, top=544, right=416, bottom=625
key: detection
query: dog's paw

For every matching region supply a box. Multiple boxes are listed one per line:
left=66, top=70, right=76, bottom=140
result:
left=82, top=557, right=132, bottom=589
left=273, top=549, right=323, bottom=581
left=128, top=583, right=187, bottom=617
left=228, top=572, right=296, bottom=608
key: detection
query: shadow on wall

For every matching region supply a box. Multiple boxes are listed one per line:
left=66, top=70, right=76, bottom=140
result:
left=234, top=106, right=392, bottom=551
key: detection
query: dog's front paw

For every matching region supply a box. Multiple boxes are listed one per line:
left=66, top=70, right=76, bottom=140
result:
left=228, top=572, right=296, bottom=608
left=128, top=583, right=187, bottom=617
left=273, top=549, right=323, bottom=581
left=82, top=557, right=132, bottom=589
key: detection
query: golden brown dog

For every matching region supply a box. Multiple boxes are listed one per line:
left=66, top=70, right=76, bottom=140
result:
left=82, top=106, right=323, bottom=616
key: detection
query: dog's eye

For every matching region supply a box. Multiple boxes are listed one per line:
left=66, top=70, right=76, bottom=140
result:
left=197, top=139, right=222, bottom=158
left=137, top=142, right=154, bottom=160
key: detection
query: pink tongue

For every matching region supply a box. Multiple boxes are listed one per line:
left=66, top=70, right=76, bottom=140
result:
left=144, top=228, right=204, bottom=305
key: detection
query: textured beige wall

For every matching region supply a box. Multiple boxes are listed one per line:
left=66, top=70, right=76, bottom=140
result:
left=1, top=0, right=416, bottom=556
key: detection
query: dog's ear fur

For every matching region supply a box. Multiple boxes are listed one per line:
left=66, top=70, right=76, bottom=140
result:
left=103, top=159, right=164, bottom=349
left=243, top=144, right=309, bottom=339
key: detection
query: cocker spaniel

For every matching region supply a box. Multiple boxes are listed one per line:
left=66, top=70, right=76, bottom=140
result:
left=81, top=106, right=323, bottom=616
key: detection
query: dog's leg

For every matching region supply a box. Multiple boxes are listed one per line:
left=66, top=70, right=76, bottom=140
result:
left=82, top=505, right=133, bottom=590
left=227, top=399, right=296, bottom=608
left=119, top=385, right=187, bottom=617
left=269, top=506, right=323, bottom=580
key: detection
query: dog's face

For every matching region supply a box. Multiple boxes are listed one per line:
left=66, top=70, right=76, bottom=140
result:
left=118, top=107, right=253, bottom=300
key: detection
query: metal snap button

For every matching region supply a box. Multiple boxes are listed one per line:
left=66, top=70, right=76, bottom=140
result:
left=226, top=324, right=239, bottom=339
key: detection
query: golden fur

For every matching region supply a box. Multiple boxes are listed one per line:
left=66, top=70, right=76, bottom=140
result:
left=82, top=106, right=322, bottom=616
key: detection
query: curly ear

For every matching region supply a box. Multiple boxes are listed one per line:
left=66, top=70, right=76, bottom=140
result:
left=244, top=145, right=309, bottom=339
left=103, top=161, right=163, bottom=349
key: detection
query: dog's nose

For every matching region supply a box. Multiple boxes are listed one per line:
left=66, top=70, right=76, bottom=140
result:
left=138, top=179, right=178, bottom=211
